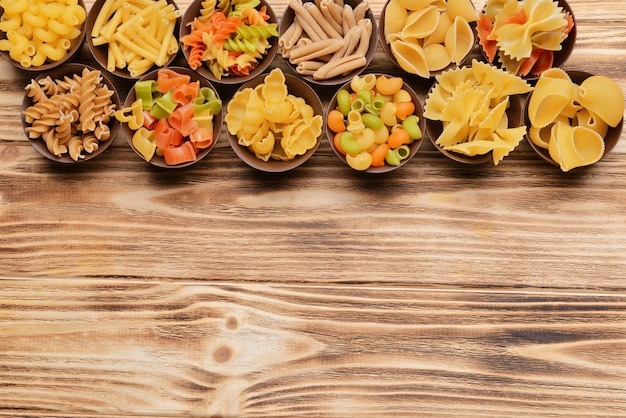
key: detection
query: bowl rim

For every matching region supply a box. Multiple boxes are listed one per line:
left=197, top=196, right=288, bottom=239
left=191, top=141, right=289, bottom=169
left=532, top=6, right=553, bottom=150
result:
left=377, top=0, right=477, bottom=79
left=424, top=78, right=525, bottom=165
left=278, top=0, right=378, bottom=86
left=21, top=63, right=121, bottom=163
left=226, top=69, right=324, bottom=172
left=179, top=0, right=279, bottom=85
left=0, top=0, right=87, bottom=72
left=85, top=0, right=181, bottom=79
left=326, top=72, right=425, bottom=173
left=524, top=69, right=624, bottom=168
left=476, top=0, right=577, bottom=81
left=121, top=66, right=223, bottom=168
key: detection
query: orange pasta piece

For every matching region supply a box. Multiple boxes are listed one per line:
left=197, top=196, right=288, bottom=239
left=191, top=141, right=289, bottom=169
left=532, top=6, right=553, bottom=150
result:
left=395, top=102, right=415, bottom=121
left=168, top=102, right=198, bottom=136
left=189, top=127, right=214, bottom=148
left=333, top=132, right=346, bottom=155
left=477, top=14, right=497, bottom=63
left=327, top=109, right=346, bottom=133
left=163, top=141, right=197, bottom=165
left=157, top=69, right=191, bottom=93
left=387, top=127, right=410, bottom=149
left=370, top=142, right=390, bottom=167
left=173, top=81, right=200, bottom=105
left=155, top=119, right=183, bottom=149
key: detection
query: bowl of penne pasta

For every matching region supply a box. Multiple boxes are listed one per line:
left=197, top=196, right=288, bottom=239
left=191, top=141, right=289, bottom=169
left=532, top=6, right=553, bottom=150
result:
left=86, top=0, right=182, bottom=79
left=524, top=69, right=624, bottom=172
left=379, top=0, right=478, bottom=79
left=21, top=63, right=120, bottom=163
left=476, top=0, right=576, bottom=79
left=0, top=0, right=87, bottom=71
left=278, top=0, right=378, bottom=86
left=326, top=73, right=424, bottom=173
left=225, top=68, right=324, bottom=172
left=118, top=66, right=223, bottom=168
left=179, top=0, right=279, bottom=85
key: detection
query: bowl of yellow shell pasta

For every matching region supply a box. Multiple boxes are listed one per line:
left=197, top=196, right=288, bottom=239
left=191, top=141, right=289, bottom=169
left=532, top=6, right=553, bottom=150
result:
left=524, top=69, right=624, bottom=172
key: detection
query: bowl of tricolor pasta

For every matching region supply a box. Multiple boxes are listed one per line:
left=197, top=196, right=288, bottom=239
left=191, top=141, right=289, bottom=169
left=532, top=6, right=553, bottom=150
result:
left=278, top=0, right=378, bottom=86
left=225, top=68, right=324, bottom=172
left=21, top=63, right=120, bottom=163
left=524, top=69, right=624, bottom=172
left=117, top=66, right=223, bottom=168
left=423, top=59, right=531, bottom=165
left=326, top=73, right=424, bottom=173
left=86, top=0, right=181, bottom=79
left=379, top=0, right=478, bottom=79
left=179, top=0, right=278, bottom=85
left=476, top=0, right=576, bottom=79
left=0, top=0, right=87, bottom=71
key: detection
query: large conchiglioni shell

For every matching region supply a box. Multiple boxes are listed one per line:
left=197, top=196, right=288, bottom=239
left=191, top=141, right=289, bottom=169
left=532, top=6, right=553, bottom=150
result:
left=579, top=75, right=625, bottom=127
left=390, top=39, right=430, bottom=77
left=384, top=0, right=409, bottom=41
left=575, top=108, right=609, bottom=138
left=446, top=0, right=478, bottom=22
left=396, top=0, right=437, bottom=11
left=400, top=6, right=440, bottom=40
left=424, top=43, right=451, bottom=72
left=423, top=10, right=453, bottom=47
left=528, top=124, right=552, bottom=149
left=444, top=16, right=474, bottom=64
left=527, top=76, right=572, bottom=128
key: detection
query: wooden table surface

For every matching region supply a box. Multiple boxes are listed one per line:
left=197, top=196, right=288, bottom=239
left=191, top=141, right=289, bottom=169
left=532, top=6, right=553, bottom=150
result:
left=2, top=0, right=626, bottom=416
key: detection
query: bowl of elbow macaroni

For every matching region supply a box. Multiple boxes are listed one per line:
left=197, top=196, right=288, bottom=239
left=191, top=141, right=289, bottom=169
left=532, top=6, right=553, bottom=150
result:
left=278, top=0, right=378, bottom=86
left=179, top=0, right=279, bottom=85
left=86, top=0, right=181, bottom=79
left=21, top=63, right=120, bottom=163
left=0, top=0, right=87, bottom=71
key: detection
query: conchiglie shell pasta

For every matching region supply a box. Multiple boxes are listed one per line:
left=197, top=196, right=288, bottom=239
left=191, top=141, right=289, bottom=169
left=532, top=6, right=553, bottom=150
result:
left=578, top=75, right=625, bottom=127
left=390, top=39, right=429, bottom=78
left=384, top=0, right=409, bottom=40
left=400, top=6, right=440, bottom=40
left=445, top=0, right=478, bottom=22
left=444, top=16, right=474, bottom=64
left=527, top=77, right=572, bottom=128
left=423, top=10, right=453, bottom=47
left=424, top=43, right=451, bottom=72
left=396, top=0, right=437, bottom=11
left=575, top=108, right=609, bottom=138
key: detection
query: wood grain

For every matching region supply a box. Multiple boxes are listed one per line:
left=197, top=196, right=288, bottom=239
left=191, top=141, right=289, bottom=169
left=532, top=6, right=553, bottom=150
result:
left=1, top=279, right=625, bottom=417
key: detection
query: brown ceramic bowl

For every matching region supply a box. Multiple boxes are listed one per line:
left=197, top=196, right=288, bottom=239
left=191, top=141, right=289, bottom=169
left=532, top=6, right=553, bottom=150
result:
left=477, top=0, right=576, bottom=80
left=327, top=73, right=424, bottom=173
left=122, top=66, right=223, bottom=168
left=378, top=0, right=476, bottom=79
left=21, top=64, right=120, bottom=163
left=425, top=84, right=525, bottom=165
left=279, top=0, right=378, bottom=86
left=180, top=0, right=278, bottom=85
left=524, top=70, right=623, bottom=169
left=226, top=70, right=324, bottom=172
left=0, top=0, right=87, bottom=71
left=86, top=0, right=181, bottom=79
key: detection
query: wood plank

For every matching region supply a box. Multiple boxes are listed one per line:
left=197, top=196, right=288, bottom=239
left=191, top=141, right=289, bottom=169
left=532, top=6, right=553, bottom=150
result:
left=0, top=279, right=625, bottom=417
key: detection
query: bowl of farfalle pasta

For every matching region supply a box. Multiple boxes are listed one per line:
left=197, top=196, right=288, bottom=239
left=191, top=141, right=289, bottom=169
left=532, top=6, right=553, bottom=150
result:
left=86, top=0, right=181, bottom=79
left=278, top=0, right=378, bottom=86
left=21, top=63, right=120, bottom=163
left=179, top=0, right=279, bottom=85
left=524, top=69, right=624, bottom=172
left=476, top=0, right=576, bottom=79
left=379, top=0, right=478, bottom=79
left=0, top=0, right=87, bottom=71
left=225, top=68, right=324, bottom=172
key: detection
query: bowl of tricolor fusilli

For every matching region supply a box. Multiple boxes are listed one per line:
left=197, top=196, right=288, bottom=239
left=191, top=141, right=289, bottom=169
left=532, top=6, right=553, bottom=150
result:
left=21, top=63, right=120, bottom=163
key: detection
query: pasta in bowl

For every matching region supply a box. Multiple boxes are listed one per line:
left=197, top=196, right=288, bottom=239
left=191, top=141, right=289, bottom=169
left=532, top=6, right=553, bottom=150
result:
left=278, top=0, right=378, bottom=86
left=379, top=0, right=478, bottom=79
left=86, top=0, right=181, bottom=79
left=21, top=63, right=120, bottom=163
left=225, top=68, right=324, bottom=172
left=524, top=69, right=624, bottom=172
left=424, top=59, right=531, bottom=165
left=0, top=0, right=87, bottom=71
left=327, top=73, right=424, bottom=173
left=179, top=0, right=279, bottom=85
left=117, top=66, right=223, bottom=168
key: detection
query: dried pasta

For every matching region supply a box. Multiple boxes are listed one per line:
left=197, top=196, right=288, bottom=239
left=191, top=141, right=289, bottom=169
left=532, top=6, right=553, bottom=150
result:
left=90, top=0, right=180, bottom=77
left=477, top=0, right=574, bottom=77
left=527, top=69, right=624, bottom=171
left=424, top=59, right=533, bottom=165
left=180, top=0, right=277, bottom=79
left=279, top=0, right=373, bottom=81
left=0, top=0, right=86, bottom=67
left=225, top=68, right=322, bottom=161
left=22, top=67, right=117, bottom=161
left=383, top=0, right=477, bottom=77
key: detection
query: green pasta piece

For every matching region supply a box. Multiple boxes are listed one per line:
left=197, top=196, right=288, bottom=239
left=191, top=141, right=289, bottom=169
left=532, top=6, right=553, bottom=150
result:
left=339, top=132, right=361, bottom=155
left=337, top=90, right=351, bottom=116
left=194, top=87, right=223, bottom=115
left=402, top=115, right=422, bottom=140
left=361, top=113, right=383, bottom=130
left=236, top=24, right=278, bottom=40
left=134, top=80, right=158, bottom=110
left=222, top=37, right=259, bottom=52
left=385, top=145, right=410, bottom=166
left=150, top=90, right=177, bottom=119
